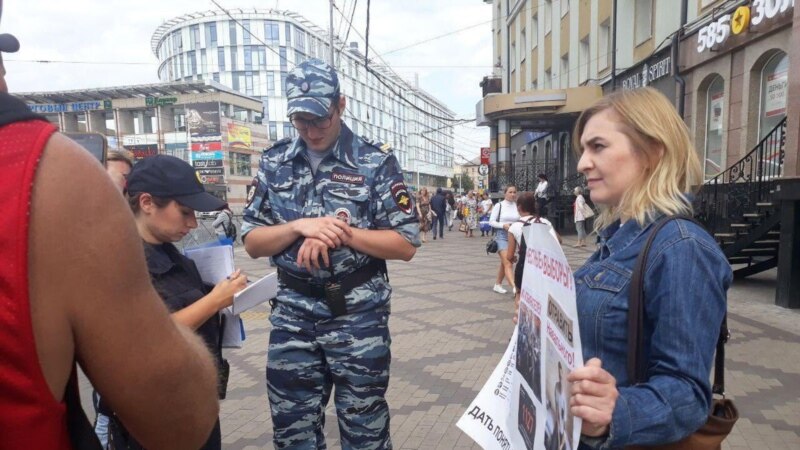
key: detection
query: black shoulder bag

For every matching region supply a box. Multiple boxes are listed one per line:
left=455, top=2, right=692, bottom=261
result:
left=626, top=215, right=738, bottom=450
left=486, top=203, right=502, bottom=254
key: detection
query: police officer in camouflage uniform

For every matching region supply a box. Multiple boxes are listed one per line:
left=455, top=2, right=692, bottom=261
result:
left=242, top=58, right=420, bottom=450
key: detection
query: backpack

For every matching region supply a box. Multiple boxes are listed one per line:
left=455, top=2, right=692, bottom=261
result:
left=514, top=217, right=538, bottom=288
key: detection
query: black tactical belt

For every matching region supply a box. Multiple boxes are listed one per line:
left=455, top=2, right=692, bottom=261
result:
left=277, top=259, right=387, bottom=316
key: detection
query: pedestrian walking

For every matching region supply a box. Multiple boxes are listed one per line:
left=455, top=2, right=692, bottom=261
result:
left=464, top=191, right=479, bottom=237
left=416, top=187, right=433, bottom=243
left=212, top=206, right=236, bottom=241
left=106, top=155, right=248, bottom=450
left=445, top=192, right=455, bottom=230
left=430, top=187, right=447, bottom=240
left=0, top=9, right=220, bottom=448
left=517, top=88, right=732, bottom=447
left=241, top=58, right=419, bottom=449
left=573, top=186, right=589, bottom=247
left=534, top=173, right=550, bottom=217
left=489, top=185, right=519, bottom=294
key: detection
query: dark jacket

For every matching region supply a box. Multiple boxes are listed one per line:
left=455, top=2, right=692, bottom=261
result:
left=106, top=242, right=222, bottom=450
left=430, top=193, right=447, bottom=215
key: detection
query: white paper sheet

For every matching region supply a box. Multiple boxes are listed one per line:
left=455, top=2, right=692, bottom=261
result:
left=233, top=272, right=278, bottom=315
left=184, top=245, right=235, bottom=285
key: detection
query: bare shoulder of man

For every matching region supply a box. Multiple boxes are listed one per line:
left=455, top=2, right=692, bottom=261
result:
left=28, top=133, right=219, bottom=450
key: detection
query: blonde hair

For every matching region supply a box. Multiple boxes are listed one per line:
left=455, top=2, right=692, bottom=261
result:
left=573, top=87, right=702, bottom=229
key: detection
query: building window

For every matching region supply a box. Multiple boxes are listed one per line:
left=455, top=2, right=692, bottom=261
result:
left=190, top=24, right=200, bottom=50
left=283, top=123, right=295, bottom=139
left=259, top=46, right=267, bottom=69
left=579, top=38, right=589, bottom=84
left=242, top=19, right=251, bottom=45
left=230, top=48, right=238, bottom=71
left=265, top=21, right=279, bottom=44
left=217, top=48, right=225, bottom=71
left=520, top=28, right=526, bottom=62
left=561, top=0, right=569, bottom=16
left=279, top=47, right=288, bottom=71
left=245, top=72, right=254, bottom=95
left=544, top=0, right=552, bottom=34
left=200, top=49, right=207, bottom=74
left=229, top=20, right=237, bottom=46
left=285, top=23, right=292, bottom=46
left=635, top=0, right=653, bottom=45
left=244, top=46, right=252, bottom=70
left=229, top=152, right=251, bottom=176
left=532, top=15, right=538, bottom=49
left=560, top=54, right=569, bottom=88
left=280, top=72, right=287, bottom=96
left=599, top=20, right=611, bottom=72
left=213, top=72, right=220, bottom=82
left=704, top=76, right=725, bottom=178
left=544, top=69, right=552, bottom=89
left=188, top=51, right=197, bottom=75
left=758, top=52, right=789, bottom=140
left=267, top=72, right=275, bottom=94
left=295, top=28, right=306, bottom=52
left=206, top=22, right=217, bottom=47
left=510, top=42, right=517, bottom=72
left=269, top=121, right=278, bottom=140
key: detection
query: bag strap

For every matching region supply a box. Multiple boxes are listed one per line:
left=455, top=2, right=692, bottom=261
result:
left=627, top=215, right=728, bottom=396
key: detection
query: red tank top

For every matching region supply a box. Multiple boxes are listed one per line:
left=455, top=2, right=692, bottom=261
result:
left=0, top=119, right=72, bottom=450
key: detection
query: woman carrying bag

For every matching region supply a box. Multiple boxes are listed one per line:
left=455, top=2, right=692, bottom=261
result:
left=517, top=89, right=734, bottom=449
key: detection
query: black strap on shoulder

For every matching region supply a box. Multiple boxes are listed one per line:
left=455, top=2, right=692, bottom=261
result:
left=627, top=215, right=728, bottom=395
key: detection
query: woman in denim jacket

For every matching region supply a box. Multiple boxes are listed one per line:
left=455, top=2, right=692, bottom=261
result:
left=566, top=88, right=732, bottom=449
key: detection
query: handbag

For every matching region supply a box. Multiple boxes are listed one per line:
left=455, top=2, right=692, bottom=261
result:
left=581, top=202, right=595, bottom=219
left=625, top=215, right=738, bottom=450
left=458, top=222, right=468, bottom=232
left=486, top=237, right=499, bottom=254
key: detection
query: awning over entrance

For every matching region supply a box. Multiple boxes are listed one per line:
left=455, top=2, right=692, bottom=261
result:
left=482, top=86, right=603, bottom=127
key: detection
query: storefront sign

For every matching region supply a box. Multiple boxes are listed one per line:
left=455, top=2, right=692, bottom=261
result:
left=191, top=151, right=224, bottom=160
left=697, top=0, right=794, bottom=54
left=192, top=159, right=223, bottom=168
left=196, top=168, right=225, bottom=176
left=145, top=96, right=178, bottom=107
left=199, top=175, right=225, bottom=185
left=480, top=147, right=490, bottom=165
left=620, top=55, right=672, bottom=90
left=28, top=101, right=106, bottom=114
left=764, top=70, right=788, bottom=117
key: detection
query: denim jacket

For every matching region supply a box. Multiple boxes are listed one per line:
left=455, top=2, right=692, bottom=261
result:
left=574, top=216, right=731, bottom=449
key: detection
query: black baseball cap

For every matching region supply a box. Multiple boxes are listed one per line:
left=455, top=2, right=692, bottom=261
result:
left=0, top=1, right=19, bottom=53
left=127, top=155, right=226, bottom=212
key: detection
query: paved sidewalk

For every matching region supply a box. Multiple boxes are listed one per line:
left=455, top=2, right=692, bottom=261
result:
left=81, top=226, right=800, bottom=449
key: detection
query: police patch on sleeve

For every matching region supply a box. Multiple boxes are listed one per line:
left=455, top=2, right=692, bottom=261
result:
left=391, top=181, right=412, bottom=214
left=245, top=177, right=258, bottom=208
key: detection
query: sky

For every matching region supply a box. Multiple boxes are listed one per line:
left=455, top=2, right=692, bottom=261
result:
left=3, top=0, right=493, bottom=161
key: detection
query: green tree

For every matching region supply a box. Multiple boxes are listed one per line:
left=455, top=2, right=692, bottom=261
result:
left=450, top=174, right=474, bottom=192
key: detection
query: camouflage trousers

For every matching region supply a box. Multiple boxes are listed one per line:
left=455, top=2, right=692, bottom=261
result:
left=267, top=306, right=392, bottom=450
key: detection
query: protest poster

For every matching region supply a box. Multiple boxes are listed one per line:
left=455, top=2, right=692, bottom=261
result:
left=458, top=223, right=583, bottom=450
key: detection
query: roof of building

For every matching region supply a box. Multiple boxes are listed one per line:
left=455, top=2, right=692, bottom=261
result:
left=13, top=80, right=262, bottom=106
left=150, top=8, right=456, bottom=118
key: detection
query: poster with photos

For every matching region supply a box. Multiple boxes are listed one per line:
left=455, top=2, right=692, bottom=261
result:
left=458, top=224, right=583, bottom=449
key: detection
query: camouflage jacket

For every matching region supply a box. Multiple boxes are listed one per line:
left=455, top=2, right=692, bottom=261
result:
left=242, top=122, right=420, bottom=319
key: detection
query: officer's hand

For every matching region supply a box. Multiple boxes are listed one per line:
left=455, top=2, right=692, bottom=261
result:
left=297, top=238, right=331, bottom=272
left=294, top=217, right=352, bottom=248
left=210, top=269, right=247, bottom=309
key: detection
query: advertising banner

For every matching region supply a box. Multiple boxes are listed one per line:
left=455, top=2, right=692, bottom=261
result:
left=187, top=102, right=222, bottom=142
left=227, top=123, right=253, bottom=149
left=709, top=92, right=724, bottom=132
left=458, top=224, right=583, bottom=450
left=481, top=147, right=490, bottom=165
left=196, top=168, right=225, bottom=176
left=764, top=70, right=788, bottom=118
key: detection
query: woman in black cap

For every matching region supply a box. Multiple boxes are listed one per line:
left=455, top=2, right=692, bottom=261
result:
left=107, top=155, right=247, bottom=450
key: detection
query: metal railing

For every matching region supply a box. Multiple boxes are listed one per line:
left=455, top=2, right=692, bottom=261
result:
left=694, top=117, right=787, bottom=234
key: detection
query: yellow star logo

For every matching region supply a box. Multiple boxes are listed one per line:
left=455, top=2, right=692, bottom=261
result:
left=398, top=196, right=409, bottom=206
left=731, top=6, right=750, bottom=35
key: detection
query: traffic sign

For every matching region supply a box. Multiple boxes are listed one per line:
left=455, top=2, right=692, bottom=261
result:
left=478, top=164, right=489, bottom=176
